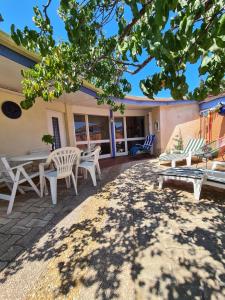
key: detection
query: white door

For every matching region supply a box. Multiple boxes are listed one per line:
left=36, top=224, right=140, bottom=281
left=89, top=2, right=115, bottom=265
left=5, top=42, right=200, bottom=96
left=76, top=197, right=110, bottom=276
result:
left=47, top=110, right=67, bottom=148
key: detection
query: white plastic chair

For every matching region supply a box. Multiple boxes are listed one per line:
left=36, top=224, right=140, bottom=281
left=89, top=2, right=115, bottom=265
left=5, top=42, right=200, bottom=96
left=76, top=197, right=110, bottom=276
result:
left=39, top=147, right=81, bottom=204
left=79, top=146, right=101, bottom=186
left=0, top=156, right=40, bottom=214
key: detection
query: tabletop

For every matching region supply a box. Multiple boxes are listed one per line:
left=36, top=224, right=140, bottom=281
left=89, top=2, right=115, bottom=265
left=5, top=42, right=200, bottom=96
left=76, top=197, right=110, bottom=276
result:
left=10, top=152, right=49, bottom=162
left=158, top=167, right=205, bottom=179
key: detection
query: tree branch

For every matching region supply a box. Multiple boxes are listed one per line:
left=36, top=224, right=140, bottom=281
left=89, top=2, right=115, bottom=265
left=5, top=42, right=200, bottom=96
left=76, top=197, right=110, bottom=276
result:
left=43, top=0, right=52, bottom=22
left=118, top=0, right=153, bottom=43
left=125, top=55, right=153, bottom=75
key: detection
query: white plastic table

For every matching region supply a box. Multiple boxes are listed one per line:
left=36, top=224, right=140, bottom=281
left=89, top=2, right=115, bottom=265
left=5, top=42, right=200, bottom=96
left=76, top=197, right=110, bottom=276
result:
left=10, top=152, right=49, bottom=162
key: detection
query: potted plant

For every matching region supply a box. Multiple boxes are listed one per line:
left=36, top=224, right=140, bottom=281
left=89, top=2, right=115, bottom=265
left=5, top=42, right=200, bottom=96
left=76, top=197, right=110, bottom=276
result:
left=172, top=130, right=183, bottom=153
left=42, top=134, right=55, bottom=151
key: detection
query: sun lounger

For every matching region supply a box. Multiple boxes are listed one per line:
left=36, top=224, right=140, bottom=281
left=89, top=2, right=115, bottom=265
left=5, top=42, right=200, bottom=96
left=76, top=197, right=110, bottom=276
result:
left=159, top=138, right=205, bottom=167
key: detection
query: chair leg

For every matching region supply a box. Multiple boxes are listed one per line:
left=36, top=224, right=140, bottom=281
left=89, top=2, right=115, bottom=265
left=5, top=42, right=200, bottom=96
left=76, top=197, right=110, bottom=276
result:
left=7, top=170, right=20, bottom=215
left=40, top=175, right=46, bottom=197
left=96, top=162, right=101, bottom=180
left=65, top=177, right=71, bottom=189
left=172, top=160, right=176, bottom=168
left=84, top=169, right=88, bottom=179
left=71, top=173, right=78, bottom=195
left=49, top=177, right=57, bottom=205
left=88, top=167, right=97, bottom=187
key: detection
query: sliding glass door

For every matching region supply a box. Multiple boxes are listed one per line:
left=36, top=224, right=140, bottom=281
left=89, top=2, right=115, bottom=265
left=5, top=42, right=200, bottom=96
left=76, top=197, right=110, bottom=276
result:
left=114, top=116, right=145, bottom=156
left=74, top=114, right=111, bottom=158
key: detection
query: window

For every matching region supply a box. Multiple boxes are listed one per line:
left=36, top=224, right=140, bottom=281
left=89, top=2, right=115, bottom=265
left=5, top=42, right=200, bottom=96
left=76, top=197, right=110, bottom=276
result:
left=88, top=115, right=109, bottom=140
left=52, top=117, right=61, bottom=149
left=126, top=116, right=145, bottom=138
left=74, top=114, right=87, bottom=142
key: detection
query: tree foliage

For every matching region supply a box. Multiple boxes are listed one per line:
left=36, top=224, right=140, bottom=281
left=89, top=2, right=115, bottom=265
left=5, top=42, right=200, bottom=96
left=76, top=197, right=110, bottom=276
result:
left=10, top=0, right=225, bottom=111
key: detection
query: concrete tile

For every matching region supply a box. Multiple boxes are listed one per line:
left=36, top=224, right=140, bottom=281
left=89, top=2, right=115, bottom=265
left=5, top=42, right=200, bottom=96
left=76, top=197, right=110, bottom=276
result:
left=25, top=219, right=48, bottom=228
left=0, top=218, right=11, bottom=225
left=0, top=245, right=23, bottom=262
left=9, top=226, right=31, bottom=236
left=0, top=235, right=22, bottom=254
left=0, top=261, right=8, bottom=271
left=16, top=227, right=42, bottom=248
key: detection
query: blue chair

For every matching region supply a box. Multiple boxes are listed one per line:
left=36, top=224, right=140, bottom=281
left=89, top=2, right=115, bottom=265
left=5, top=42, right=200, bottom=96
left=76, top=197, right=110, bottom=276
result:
left=130, top=134, right=155, bottom=156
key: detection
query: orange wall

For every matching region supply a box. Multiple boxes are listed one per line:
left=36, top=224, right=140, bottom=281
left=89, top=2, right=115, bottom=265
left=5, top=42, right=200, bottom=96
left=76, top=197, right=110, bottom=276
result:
left=159, top=103, right=200, bottom=153
left=200, top=113, right=225, bottom=142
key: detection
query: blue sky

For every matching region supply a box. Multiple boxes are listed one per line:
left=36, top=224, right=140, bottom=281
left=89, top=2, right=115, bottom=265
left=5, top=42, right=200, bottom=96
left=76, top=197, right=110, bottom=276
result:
left=0, top=0, right=201, bottom=98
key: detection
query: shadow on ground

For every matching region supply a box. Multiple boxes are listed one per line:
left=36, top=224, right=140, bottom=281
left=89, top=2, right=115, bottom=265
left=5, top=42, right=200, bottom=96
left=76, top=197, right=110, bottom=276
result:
left=1, top=160, right=225, bottom=299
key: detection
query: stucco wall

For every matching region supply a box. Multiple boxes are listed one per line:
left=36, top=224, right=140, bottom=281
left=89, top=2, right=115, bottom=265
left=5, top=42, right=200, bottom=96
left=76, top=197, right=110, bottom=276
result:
left=151, top=107, right=161, bottom=154
left=0, top=88, right=67, bottom=155
left=159, top=103, right=200, bottom=153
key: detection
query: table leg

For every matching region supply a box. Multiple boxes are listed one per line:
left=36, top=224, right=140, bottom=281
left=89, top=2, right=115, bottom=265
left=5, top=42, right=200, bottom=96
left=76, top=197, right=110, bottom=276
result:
left=158, top=176, right=163, bottom=189
left=193, top=179, right=202, bottom=201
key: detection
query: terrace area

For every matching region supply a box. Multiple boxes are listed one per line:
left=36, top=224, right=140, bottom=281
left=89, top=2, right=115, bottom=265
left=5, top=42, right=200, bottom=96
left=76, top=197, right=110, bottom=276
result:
left=0, top=156, right=224, bottom=300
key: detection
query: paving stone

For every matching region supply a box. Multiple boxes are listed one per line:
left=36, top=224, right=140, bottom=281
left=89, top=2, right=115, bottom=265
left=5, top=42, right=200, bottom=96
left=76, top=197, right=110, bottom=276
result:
left=42, top=213, right=55, bottom=222
left=16, top=227, right=42, bottom=248
left=7, top=212, right=27, bottom=219
left=38, top=202, right=54, bottom=208
left=9, top=226, right=31, bottom=236
left=25, top=198, right=41, bottom=204
left=0, top=235, right=22, bottom=254
left=0, top=233, right=10, bottom=244
left=0, top=261, right=8, bottom=271
left=0, top=218, right=11, bottom=225
left=26, top=206, right=45, bottom=213
left=0, top=219, right=18, bottom=233
left=0, top=245, right=23, bottom=262
left=25, top=219, right=48, bottom=228
left=16, top=213, right=37, bottom=227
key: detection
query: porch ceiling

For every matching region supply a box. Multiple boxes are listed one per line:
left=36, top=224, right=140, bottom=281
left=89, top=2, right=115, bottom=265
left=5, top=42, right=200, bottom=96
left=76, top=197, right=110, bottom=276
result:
left=0, top=55, right=23, bottom=92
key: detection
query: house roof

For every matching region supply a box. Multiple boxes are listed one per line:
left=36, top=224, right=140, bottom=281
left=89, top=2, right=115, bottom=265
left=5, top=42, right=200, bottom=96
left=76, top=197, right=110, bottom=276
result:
left=0, top=30, right=197, bottom=107
left=199, top=93, right=225, bottom=113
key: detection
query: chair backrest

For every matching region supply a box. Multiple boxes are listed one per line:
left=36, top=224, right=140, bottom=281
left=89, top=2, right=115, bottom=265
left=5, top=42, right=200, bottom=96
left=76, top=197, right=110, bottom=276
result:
left=143, top=135, right=155, bottom=150
left=183, top=138, right=205, bottom=154
left=0, top=156, right=15, bottom=182
left=46, top=147, right=81, bottom=179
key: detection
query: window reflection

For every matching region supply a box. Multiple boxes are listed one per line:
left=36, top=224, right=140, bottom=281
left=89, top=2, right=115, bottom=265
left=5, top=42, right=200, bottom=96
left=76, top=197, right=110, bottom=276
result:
left=74, top=114, right=87, bottom=141
left=88, top=115, right=109, bottom=140
left=115, top=117, right=124, bottom=139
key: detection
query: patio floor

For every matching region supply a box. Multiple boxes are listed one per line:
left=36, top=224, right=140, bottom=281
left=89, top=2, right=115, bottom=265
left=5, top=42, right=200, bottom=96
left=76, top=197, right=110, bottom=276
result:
left=0, top=158, right=224, bottom=299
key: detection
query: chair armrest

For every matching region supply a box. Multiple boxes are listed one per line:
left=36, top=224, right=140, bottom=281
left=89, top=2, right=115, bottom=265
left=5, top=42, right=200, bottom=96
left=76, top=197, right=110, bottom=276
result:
left=81, top=152, right=95, bottom=161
